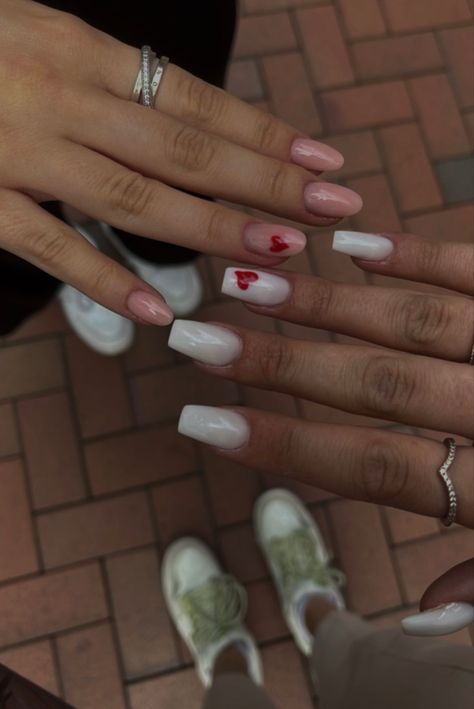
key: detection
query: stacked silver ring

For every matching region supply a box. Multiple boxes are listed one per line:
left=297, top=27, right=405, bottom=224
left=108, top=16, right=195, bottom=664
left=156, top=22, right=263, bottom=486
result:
left=131, top=46, right=169, bottom=108
left=438, top=437, right=458, bottom=526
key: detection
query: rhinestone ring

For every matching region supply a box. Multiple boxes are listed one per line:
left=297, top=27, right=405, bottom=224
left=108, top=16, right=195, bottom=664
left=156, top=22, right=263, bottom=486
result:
left=131, top=46, right=169, bottom=108
left=437, top=438, right=458, bottom=527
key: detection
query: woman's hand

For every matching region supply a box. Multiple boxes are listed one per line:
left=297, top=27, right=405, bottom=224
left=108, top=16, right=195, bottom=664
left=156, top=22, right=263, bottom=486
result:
left=0, top=0, right=361, bottom=324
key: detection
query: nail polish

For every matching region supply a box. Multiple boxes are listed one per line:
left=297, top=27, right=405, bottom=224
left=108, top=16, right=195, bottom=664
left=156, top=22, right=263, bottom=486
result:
left=168, top=320, right=242, bottom=366
left=401, top=603, right=474, bottom=637
left=304, top=183, right=363, bottom=218
left=221, top=268, right=291, bottom=306
left=243, top=223, right=307, bottom=257
left=332, top=231, right=394, bottom=260
left=127, top=291, right=174, bottom=325
left=291, top=138, right=344, bottom=172
left=178, top=405, right=250, bottom=449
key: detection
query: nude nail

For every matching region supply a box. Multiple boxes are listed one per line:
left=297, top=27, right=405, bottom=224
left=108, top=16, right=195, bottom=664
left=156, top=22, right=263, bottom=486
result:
left=291, top=138, right=344, bottom=171
left=304, top=183, right=363, bottom=218
left=243, top=223, right=306, bottom=257
left=332, top=231, right=394, bottom=260
left=178, top=405, right=250, bottom=449
left=168, top=320, right=242, bottom=365
left=127, top=290, right=174, bottom=325
left=221, top=268, right=291, bottom=306
left=402, top=603, right=474, bottom=637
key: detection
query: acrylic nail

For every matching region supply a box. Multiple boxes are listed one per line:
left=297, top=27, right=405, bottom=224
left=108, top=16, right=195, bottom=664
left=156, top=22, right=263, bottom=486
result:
left=401, top=603, right=474, bottom=637
left=243, top=223, right=307, bottom=257
left=178, top=405, right=250, bottom=449
left=221, top=268, right=291, bottom=306
left=127, top=290, right=174, bottom=326
left=291, top=138, right=344, bottom=172
left=304, top=183, right=363, bottom=218
left=168, top=320, right=242, bottom=366
left=332, top=230, right=394, bottom=260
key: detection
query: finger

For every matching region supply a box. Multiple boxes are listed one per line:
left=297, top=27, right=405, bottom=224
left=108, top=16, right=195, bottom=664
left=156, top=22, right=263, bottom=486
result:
left=174, top=322, right=474, bottom=438
left=177, top=405, right=474, bottom=527
left=222, top=268, right=474, bottom=362
left=0, top=188, right=173, bottom=325
left=64, top=87, right=361, bottom=225
left=332, top=231, right=474, bottom=296
left=421, top=560, right=474, bottom=609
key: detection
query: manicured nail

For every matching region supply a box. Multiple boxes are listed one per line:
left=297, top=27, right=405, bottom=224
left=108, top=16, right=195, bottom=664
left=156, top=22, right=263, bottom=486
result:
left=401, top=603, right=474, bottom=637
left=127, top=290, right=174, bottom=326
left=243, top=223, right=306, bottom=257
left=168, top=320, right=242, bottom=366
left=304, top=183, right=363, bottom=218
left=178, top=405, right=250, bottom=449
left=222, top=268, right=291, bottom=306
left=291, top=138, right=344, bottom=172
left=332, top=230, right=394, bottom=260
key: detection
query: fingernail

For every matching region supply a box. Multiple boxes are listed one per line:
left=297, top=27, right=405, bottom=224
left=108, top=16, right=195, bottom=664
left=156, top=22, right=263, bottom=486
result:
left=127, top=290, right=174, bottom=326
left=304, top=183, right=363, bottom=218
left=178, top=405, right=250, bottom=449
left=168, top=320, right=242, bottom=366
left=291, top=138, right=344, bottom=172
left=401, top=603, right=474, bottom=637
left=332, top=230, right=394, bottom=260
left=221, top=268, right=291, bottom=306
left=243, top=223, right=306, bottom=257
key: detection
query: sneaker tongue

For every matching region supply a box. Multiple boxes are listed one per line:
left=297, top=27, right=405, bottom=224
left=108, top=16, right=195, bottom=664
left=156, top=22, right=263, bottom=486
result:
left=269, top=527, right=330, bottom=596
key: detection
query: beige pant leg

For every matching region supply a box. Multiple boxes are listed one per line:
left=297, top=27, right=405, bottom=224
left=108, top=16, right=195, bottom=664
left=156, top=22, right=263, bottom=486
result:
left=202, top=673, right=278, bottom=709
left=311, top=611, right=474, bottom=709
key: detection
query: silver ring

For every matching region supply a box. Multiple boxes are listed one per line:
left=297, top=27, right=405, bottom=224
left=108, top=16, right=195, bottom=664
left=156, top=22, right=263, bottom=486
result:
left=437, top=438, right=458, bottom=526
left=469, top=343, right=474, bottom=365
left=150, top=55, right=169, bottom=107
left=131, top=47, right=156, bottom=102
left=131, top=47, right=169, bottom=108
left=141, top=45, right=154, bottom=107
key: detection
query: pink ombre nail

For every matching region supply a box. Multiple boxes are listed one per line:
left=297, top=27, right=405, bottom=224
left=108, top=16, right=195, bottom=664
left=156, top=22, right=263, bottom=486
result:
left=243, top=223, right=306, bottom=257
left=304, top=182, right=363, bottom=218
left=291, top=138, right=344, bottom=171
left=127, top=290, right=174, bottom=326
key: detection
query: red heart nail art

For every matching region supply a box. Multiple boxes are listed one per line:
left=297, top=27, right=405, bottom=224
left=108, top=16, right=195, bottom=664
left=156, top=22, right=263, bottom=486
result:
left=235, top=270, right=259, bottom=291
left=270, top=235, right=289, bottom=253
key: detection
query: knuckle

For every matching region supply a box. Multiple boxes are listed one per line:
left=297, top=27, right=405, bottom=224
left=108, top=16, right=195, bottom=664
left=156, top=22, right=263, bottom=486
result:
left=264, top=162, right=288, bottom=203
left=416, top=240, right=443, bottom=275
left=101, top=171, right=152, bottom=219
left=90, top=261, right=116, bottom=294
left=358, top=440, right=410, bottom=503
left=202, top=206, right=228, bottom=248
left=167, top=125, right=217, bottom=173
left=401, top=294, right=452, bottom=347
left=360, top=355, right=417, bottom=418
left=306, top=278, right=335, bottom=323
left=181, top=75, right=225, bottom=127
left=25, top=228, right=70, bottom=266
left=253, top=113, right=279, bottom=153
left=259, top=338, right=296, bottom=385
left=275, top=424, right=299, bottom=466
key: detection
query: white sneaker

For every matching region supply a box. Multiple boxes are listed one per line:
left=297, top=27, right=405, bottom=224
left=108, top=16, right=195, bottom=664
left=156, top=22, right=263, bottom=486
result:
left=58, top=221, right=134, bottom=356
left=162, top=537, right=263, bottom=688
left=254, top=489, right=346, bottom=656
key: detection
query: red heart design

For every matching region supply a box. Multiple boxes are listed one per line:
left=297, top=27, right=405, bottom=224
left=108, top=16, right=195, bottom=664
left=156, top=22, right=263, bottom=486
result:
left=270, top=235, right=289, bottom=253
left=235, top=270, right=259, bottom=291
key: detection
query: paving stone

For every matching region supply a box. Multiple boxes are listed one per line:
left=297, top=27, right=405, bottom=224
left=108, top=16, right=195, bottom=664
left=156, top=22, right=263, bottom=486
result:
left=436, top=156, right=474, bottom=203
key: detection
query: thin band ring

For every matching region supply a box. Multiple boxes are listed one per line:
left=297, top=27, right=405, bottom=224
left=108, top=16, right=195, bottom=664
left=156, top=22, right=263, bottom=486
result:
left=438, top=438, right=458, bottom=527
left=469, top=342, right=474, bottom=365
left=150, top=55, right=170, bottom=108
left=141, top=45, right=154, bottom=107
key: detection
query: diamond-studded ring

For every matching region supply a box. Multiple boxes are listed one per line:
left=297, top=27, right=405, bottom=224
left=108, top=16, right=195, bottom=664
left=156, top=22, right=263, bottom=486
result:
left=437, top=438, right=458, bottom=527
left=131, top=46, right=169, bottom=108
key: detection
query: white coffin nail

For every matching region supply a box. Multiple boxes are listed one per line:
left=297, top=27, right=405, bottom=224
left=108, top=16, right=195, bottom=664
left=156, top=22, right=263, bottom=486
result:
left=221, top=268, right=291, bottom=306
left=332, top=231, right=394, bottom=260
left=178, top=405, right=250, bottom=449
left=168, top=320, right=242, bottom=366
left=401, top=603, right=474, bottom=637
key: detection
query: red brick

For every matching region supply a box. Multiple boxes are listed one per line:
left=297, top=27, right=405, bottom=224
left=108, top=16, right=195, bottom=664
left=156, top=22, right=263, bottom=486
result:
left=106, top=548, right=179, bottom=680
left=85, top=425, right=197, bottom=495
left=378, top=123, right=443, bottom=212
left=262, top=53, right=322, bottom=135
left=0, top=403, right=19, bottom=457
left=330, top=500, right=401, bottom=614
left=7, top=300, right=69, bottom=342
left=339, top=0, right=386, bottom=39
left=296, top=6, right=354, bottom=89
left=226, top=59, right=263, bottom=101
left=397, top=529, right=474, bottom=603
left=65, top=335, right=132, bottom=439
left=405, top=204, right=474, bottom=243
left=261, top=641, right=314, bottom=709
left=152, top=476, right=214, bottom=547
left=130, top=363, right=238, bottom=426
left=321, top=131, right=382, bottom=179
left=18, top=392, right=85, bottom=509
left=57, top=623, right=126, bottom=709
left=353, top=34, right=443, bottom=80
left=38, top=492, right=154, bottom=568
left=384, top=507, right=439, bottom=544
left=439, top=27, right=474, bottom=109
left=128, top=668, right=203, bottom=709
left=0, top=563, right=107, bottom=646
left=311, top=505, right=337, bottom=557
left=0, top=459, right=38, bottom=582
left=263, top=470, right=336, bottom=506
left=123, top=324, right=174, bottom=373
left=382, top=0, right=471, bottom=32
left=0, top=640, right=60, bottom=697
left=234, top=12, right=296, bottom=58
left=321, top=81, right=413, bottom=131
left=409, top=74, right=470, bottom=159
left=0, top=340, right=64, bottom=399
left=346, top=174, right=402, bottom=232
left=203, top=449, right=262, bottom=527
left=246, top=580, right=288, bottom=642
left=310, top=228, right=369, bottom=284
left=219, top=524, right=267, bottom=583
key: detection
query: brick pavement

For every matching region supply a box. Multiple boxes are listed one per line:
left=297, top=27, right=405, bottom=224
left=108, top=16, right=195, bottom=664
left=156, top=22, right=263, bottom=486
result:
left=0, top=1, right=473, bottom=706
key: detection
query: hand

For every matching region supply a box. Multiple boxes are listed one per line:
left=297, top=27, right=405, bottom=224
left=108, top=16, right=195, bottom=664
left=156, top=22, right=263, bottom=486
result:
left=0, top=0, right=361, bottom=324
left=169, top=230, right=474, bottom=623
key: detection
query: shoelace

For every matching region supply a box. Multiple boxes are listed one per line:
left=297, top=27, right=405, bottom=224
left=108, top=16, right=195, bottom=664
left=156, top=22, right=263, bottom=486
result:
left=179, top=575, right=247, bottom=651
